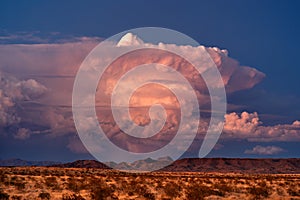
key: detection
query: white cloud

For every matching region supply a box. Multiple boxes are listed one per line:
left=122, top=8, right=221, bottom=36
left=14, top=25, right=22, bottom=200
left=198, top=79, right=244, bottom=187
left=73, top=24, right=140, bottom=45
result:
left=224, top=112, right=261, bottom=134
left=117, top=33, right=144, bottom=47
left=245, top=145, right=285, bottom=155
left=223, top=111, right=300, bottom=142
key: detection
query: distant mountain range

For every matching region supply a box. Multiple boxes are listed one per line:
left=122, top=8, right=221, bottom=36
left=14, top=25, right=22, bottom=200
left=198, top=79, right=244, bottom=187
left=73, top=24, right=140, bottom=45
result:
left=105, top=156, right=173, bottom=171
left=1, top=157, right=300, bottom=174
left=0, top=158, right=61, bottom=167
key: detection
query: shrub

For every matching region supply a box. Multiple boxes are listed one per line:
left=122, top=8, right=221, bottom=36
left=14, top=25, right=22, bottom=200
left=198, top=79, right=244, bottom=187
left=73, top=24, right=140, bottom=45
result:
left=134, top=184, right=147, bottom=195
left=213, top=182, right=233, bottom=195
left=62, top=194, right=85, bottom=200
left=15, top=181, right=26, bottom=190
left=186, top=184, right=221, bottom=200
left=164, top=182, right=181, bottom=198
left=128, top=191, right=134, bottom=196
left=0, top=191, right=9, bottom=200
left=0, top=174, right=8, bottom=184
left=11, top=195, right=22, bottom=200
left=45, top=176, right=59, bottom=189
left=89, top=178, right=113, bottom=200
left=67, top=177, right=86, bottom=193
left=143, top=192, right=155, bottom=200
left=38, top=192, right=51, bottom=200
left=287, top=186, right=300, bottom=196
left=248, top=185, right=271, bottom=199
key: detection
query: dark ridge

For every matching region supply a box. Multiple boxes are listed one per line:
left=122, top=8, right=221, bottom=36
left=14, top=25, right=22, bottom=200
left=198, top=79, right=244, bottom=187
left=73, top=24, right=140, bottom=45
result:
left=158, top=158, right=300, bottom=174
left=51, top=160, right=111, bottom=169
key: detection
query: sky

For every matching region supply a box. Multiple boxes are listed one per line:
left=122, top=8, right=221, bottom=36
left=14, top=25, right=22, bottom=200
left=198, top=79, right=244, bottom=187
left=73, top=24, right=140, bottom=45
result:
left=0, top=0, right=300, bottom=162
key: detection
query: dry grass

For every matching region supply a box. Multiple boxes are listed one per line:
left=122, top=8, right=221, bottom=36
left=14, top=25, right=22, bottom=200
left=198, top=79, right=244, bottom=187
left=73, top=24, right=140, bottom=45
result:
left=0, top=167, right=299, bottom=199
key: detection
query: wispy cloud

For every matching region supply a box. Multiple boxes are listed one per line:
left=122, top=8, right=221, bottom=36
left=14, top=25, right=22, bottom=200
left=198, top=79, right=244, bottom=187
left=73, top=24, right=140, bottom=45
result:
left=0, top=30, right=102, bottom=44
left=245, top=145, right=285, bottom=155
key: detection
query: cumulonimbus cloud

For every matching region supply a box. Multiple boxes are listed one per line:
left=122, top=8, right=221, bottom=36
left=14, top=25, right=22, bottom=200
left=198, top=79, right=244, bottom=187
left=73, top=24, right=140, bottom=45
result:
left=0, top=34, right=270, bottom=154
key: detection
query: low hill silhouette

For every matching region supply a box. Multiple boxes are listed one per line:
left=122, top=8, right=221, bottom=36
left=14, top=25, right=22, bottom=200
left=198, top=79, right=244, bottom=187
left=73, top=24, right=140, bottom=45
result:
left=51, top=160, right=111, bottom=169
left=159, top=158, right=300, bottom=174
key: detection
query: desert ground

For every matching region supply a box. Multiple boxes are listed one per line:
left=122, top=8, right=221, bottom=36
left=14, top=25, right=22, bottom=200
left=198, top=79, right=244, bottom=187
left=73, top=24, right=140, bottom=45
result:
left=0, top=167, right=299, bottom=200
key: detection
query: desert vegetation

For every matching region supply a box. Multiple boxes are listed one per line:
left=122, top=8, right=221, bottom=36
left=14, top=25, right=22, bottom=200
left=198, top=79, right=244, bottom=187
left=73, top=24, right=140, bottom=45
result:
left=0, top=167, right=299, bottom=199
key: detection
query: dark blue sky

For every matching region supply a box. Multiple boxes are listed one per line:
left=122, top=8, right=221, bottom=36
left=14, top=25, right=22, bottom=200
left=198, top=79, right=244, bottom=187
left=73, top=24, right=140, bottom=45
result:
left=0, top=1, right=299, bottom=161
